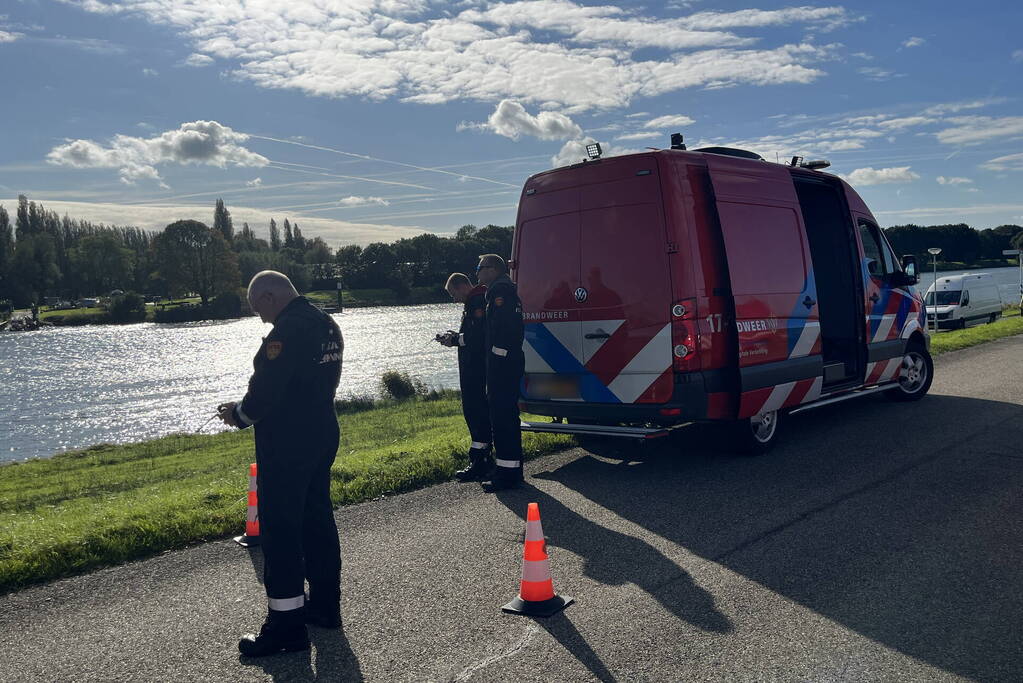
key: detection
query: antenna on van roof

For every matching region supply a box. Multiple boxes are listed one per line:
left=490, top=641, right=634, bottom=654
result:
left=670, top=133, right=686, bottom=150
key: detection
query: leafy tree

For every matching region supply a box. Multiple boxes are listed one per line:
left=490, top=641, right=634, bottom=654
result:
left=15, top=195, right=30, bottom=240
left=152, top=220, right=240, bottom=305
left=269, top=219, right=281, bottom=252
left=213, top=198, right=233, bottom=242
left=283, top=219, right=294, bottom=248
left=69, top=233, right=135, bottom=296
left=0, top=205, right=12, bottom=300
left=106, top=292, right=147, bottom=324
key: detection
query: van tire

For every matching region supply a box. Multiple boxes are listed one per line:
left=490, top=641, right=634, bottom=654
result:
left=989, top=313, right=999, bottom=324
left=728, top=410, right=782, bottom=455
left=885, top=344, right=933, bottom=402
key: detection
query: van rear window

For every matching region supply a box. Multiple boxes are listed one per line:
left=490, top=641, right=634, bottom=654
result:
left=718, top=203, right=806, bottom=295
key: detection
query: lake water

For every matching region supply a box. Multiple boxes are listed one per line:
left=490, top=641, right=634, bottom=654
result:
left=0, top=303, right=463, bottom=462
left=2, top=266, right=1021, bottom=462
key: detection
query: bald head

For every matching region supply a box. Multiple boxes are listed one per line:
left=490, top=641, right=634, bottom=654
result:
left=247, top=270, right=299, bottom=323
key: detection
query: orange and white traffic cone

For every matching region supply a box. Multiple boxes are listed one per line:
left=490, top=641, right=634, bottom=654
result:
left=234, top=463, right=260, bottom=547
left=502, top=502, right=573, bottom=617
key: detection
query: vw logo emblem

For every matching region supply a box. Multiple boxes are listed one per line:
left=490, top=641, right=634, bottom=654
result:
left=574, top=287, right=588, bottom=303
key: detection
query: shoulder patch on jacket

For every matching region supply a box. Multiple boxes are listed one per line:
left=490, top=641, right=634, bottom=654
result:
left=266, top=341, right=283, bottom=360
left=473, top=307, right=484, bottom=318
left=494, top=297, right=504, bottom=307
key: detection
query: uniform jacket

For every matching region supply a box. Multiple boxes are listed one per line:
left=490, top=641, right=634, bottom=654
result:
left=235, top=297, right=343, bottom=452
left=457, top=285, right=488, bottom=369
left=485, top=274, right=524, bottom=361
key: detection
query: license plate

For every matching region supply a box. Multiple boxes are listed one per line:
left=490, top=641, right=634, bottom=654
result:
left=525, top=375, right=580, bottom=400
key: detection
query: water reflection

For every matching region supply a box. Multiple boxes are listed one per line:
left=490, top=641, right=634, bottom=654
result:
left=0, top=303, right=462, bottom=462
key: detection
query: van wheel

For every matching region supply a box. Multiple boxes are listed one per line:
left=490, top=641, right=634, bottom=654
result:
left=989, top=313, right=999, bottom=324
left=885, top=344, right=933, bottom=402
left=729, top=410, right=781, bottom=455
left=956, top=319, right=966, bottom=330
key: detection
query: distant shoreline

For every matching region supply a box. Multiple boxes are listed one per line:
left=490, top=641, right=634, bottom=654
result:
left=13, top=288, right=452, bottom=327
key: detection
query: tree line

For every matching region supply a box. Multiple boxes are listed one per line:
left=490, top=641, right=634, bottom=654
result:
left=0, top=195, right=513, bottom=309
left=3, top=192, right=1014, bottom=312
left=884, top=223, right=1023, bottom=267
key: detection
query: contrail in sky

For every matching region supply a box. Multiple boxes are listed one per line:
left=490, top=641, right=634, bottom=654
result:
left=247, top=134, right=520, bottom=188
left=266, top=163, right=439, bottom=191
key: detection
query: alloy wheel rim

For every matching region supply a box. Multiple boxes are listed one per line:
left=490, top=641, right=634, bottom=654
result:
left=752, top=411, right=777, bottom=443
left=899, top=352, right=927, bottom=393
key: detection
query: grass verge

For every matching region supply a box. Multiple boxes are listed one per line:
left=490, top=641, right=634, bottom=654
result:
left=930, top=307, right=1022, bottom=355
left=0, top=396, right=571, bottom=594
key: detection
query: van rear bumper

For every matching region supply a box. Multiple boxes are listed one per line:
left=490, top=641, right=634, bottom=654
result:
left=519, top=369, right=729, bottom=424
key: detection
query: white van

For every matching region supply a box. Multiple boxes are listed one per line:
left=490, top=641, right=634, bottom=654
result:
left=925, top=273, right=1002, bottom=329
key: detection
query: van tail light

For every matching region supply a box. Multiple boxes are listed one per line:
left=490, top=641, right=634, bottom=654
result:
left=671, top=298, right=700, bottom=372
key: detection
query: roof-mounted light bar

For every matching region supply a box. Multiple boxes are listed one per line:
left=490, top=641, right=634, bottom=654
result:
left=800, top=159, right=831, bottom=170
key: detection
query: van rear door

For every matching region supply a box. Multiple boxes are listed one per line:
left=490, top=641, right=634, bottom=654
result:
left=705, top=155, right=823, bottom=418
left=515, top=156, right=673, bottom=405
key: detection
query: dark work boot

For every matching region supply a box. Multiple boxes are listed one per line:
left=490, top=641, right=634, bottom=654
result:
left=238, top=608, right=310, bottom=657
left=455, top=446, right=493, bottom=482
left=304, top=589, right=341, bottom=629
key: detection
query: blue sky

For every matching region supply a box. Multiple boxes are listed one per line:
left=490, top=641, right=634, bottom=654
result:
left=0, top=0, right=1020, bottom=246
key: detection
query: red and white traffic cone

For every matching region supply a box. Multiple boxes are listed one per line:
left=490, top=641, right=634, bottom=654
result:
left=502, top=502, right=573, bottom=617
left=234, top=463, right=260, bottom=547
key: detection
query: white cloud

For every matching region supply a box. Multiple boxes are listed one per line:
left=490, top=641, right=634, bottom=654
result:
left=902, top=36, right=925, bottom=48
left=0, top=198, right=428, bottom=246
left=624, top=111, right=650, bottom=119
left=46, top=120, right=268, bottom=186
left=858, top=66, right=901, bottom=81
left=614, top=132, right=663, bottom=142
left=61, top=0, right=842, bottom=111
left=0, top=30, right=23, bottom=43
left=981, top=152, right=1023, bottom=172
left=245, top=177, right=262, bottom=187
left=922, top=98, right=1006, bottom=116
left=935, top=116, right=1023, bottom=145
left=182, top=52, right=214, bottom=67
left=460, top=100, right=582, bottom=140
left=550, top=137, right=636, bottom=167
left=337, top=196, right=390, bottom=207
left=1012, top=50, right=1023, bottom=63
left=877, top=116, right=936, bottom=130
left=844, top=166, right=920, bottom=186
left=644, top=114, right=696, bottom=129
left=936, top=176, right=973, bottom=185
left=142, top=67, right=159, bottom=76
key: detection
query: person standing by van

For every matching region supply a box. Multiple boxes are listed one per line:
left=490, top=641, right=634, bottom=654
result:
left=476, top=254, right=525, bottom=490
left=436, top=272, right=494, bottom=481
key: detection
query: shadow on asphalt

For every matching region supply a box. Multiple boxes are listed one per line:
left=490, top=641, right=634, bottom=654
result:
left=239, top=626, right=364, bottom=681
left=525, top=394, right=1023, bottom=681
left=240, top=551, right=363, bottom=680
left=536, top=612, right=618, bottom=683
left=494, top=478, right=734, bottom=651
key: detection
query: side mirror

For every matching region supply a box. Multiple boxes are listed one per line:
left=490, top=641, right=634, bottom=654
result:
left=900, top=255, right=919, bottom=283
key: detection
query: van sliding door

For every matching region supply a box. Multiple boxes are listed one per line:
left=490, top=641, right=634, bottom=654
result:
left=705, top=156, right=823, bottom=418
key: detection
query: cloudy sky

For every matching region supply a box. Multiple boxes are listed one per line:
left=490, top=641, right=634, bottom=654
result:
left=0, top=0, right=1020, bottom=246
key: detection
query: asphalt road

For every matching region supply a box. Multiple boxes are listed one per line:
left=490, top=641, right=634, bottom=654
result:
left=2, top=337, right=1022, bottom=682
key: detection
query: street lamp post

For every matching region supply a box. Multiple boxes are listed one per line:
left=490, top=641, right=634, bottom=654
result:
left=927, top=247, right=942, bottom=332
left=1003, top=249, right=1023, bottom=313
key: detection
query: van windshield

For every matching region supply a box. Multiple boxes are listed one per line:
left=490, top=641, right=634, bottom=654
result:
left=926, top=290, right=961, bottom=306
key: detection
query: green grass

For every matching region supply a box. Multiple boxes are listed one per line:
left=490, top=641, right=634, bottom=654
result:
left=930, top=307, right=1023, bottom=355
left=39, top=297, right=203, bottom=325
left=304, top=287, right=449, bottom=308
left=0, top=396, right=571, bottom=593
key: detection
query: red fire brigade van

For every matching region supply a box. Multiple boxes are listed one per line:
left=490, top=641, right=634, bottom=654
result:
left=513, top=139, right=930, bottom=453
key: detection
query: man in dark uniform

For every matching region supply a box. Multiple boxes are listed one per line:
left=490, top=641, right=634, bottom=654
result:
left=476, top=254, right=525, bottom=490
left=216, top=270, right=343, bottom=657
left=436, top=272, right=493, bottom=481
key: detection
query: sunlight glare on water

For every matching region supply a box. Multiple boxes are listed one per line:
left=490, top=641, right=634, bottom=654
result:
left=0, top=303, right=462, bottom=462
